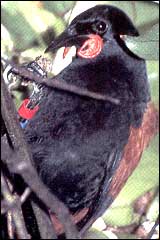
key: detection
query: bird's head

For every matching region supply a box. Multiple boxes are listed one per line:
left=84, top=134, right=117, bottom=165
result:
left=45, top=5, right=139, bottom=57
left=45, top=5, right=150, bottom=125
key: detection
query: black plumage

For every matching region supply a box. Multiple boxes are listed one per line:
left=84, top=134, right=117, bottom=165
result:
left=24, top=4, right=150, bottom=227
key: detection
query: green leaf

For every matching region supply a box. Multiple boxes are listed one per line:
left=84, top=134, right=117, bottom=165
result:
left=1, top=24, right=13, bottom=55
left=42, top=1, right=75, bottom=16
left=103, top=206, right=134, bottom=226
left=147, top=194, right=159, bottom=221
left=1, top=2, right=66, bottom=51
left=84, top=228, right=109, bottom=239
left=125, top=24, right=159, bottom=60
left=147, top=60, right=159, bottom=105
left=1, top=3, right=38, bottom=50
left=116, top=233, right=138, bottom=239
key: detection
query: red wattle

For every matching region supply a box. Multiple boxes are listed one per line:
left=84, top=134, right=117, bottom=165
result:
left=78, top=34, right=103, bottom=59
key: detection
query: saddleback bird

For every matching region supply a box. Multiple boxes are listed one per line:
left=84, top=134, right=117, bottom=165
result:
left=21, top=5, right=158, bottom=236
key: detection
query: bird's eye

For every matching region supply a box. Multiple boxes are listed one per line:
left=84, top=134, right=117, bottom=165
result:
left=93, top=21, right=107, bottom=34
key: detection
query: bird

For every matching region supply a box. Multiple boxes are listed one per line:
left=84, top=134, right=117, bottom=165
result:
left=22, top=4, right=158, bottom=236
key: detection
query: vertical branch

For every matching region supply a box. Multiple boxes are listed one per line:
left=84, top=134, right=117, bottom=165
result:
left=1, top=73, right=80, bottom=239
left=147, top=215, right=159, bottom=239
left=7, top=211, right=15, bottom=239
left=31, top=201, right=57, bottom=239
left=1, top=172, right=30, bottom=239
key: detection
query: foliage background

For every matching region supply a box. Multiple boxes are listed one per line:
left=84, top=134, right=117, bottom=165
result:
left=1, top=1, right=159, bottom=239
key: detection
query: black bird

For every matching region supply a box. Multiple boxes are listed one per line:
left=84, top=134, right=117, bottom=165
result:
left=23, top=5, right=157, bottom=235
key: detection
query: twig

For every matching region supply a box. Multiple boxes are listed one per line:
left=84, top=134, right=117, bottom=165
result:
left=20, top=188, right=31, bottom=204
left=1, top=73, right=80, bottom=239
left=147, top=215, right=159, bottom=239
left=1, top=200, right=10, bottom=214
left=2, top=58, right=120, bottom=105
left=1, top=187, right=31, bottom=214
left=7, top=211, right=14, bottom=239
left=1, top=134, right=22, bottom=170
left=31, top=201, right=57, bottom=239
left=1, top=172, right=30, bottom=239
left=106, top=223, right=138, bottom=234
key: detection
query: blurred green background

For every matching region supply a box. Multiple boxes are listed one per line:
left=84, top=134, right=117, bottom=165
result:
left=1, top=1, right=159, bottom=239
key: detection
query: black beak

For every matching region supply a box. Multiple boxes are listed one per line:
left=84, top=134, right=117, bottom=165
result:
left=44, top=28, right=89, bottom=54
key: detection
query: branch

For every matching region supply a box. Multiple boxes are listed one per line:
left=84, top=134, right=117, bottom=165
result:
left=1, top=73, right=80, bottom=239
left=1, top=187, right=31, bottom=215
left=7, top=211, right=14, bottom=239
left=1, top=171, right=30, bottom=239
left=31, top=201, right=57, bottom=239
left=5, top=60, right=120, bottom=105
left=147, top=215, right=159, bottom=239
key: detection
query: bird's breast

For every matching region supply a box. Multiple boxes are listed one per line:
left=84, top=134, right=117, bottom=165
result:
left=25, top=88, right=131, bottom=211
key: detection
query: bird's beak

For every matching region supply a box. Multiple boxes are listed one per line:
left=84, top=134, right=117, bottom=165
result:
left=44, top=29, right=88, bottom=54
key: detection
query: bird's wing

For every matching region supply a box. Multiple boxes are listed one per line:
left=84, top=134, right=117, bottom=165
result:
left=109, top=102, right=158, bottom=199
left=78, top=102, right=158, bottom=235
left=50, top=102, right=158, bottom=236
